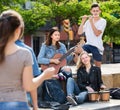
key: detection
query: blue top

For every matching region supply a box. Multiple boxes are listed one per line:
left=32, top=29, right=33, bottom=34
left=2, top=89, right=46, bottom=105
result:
left=37, top=42, right=73, bottom=65
left=15, top=40, right=41, bottom=77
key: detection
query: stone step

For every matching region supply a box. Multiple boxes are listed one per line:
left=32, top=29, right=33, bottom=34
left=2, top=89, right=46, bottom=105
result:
left=102, top=73, right=120, bottom=89
left=71, top=64, right=120, bottom=89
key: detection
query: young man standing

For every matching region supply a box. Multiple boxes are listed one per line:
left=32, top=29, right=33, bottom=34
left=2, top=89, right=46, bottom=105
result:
left=78, top=3, right=107, bottom=67
left=16, top=39, right=41, bottom=110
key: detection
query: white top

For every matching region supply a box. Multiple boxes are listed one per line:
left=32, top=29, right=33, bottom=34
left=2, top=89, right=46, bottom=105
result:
left=83, top=18, right=107, bottom=54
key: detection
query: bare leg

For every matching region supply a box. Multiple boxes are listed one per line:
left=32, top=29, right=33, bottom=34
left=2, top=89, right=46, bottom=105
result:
left=94, top=60, right=101, bottom=68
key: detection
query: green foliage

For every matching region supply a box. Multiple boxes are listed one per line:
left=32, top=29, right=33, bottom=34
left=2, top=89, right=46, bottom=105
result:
left=101, top=1, right=120, bottom=44
left=0, top=0, right=120, bottom=44
left=20, top=3, right=53, bottom=34
left=37, top=0, right=52, bottom=6
left=0, top=1, right=52, bottom=34
left=50, top=1, right=90, bottom=26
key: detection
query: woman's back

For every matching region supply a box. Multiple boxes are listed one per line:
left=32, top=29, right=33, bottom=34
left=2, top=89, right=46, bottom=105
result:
left=0, top=47, right=32, bottom=102
left=0, top=9, right=55, bottom=110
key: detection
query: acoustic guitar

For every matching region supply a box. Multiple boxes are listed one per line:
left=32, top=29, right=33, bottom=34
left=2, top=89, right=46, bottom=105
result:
left=41, top=47, right=76, bottom=74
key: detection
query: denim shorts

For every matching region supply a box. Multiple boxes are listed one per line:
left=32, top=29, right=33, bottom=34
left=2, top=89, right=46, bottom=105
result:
left=82, top=44, right=102, bottom=61
left=0, top=102, right=30, bottom=110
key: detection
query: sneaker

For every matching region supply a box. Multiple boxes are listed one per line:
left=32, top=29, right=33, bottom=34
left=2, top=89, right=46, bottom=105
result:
left=67, top=95, right=78, bottom=106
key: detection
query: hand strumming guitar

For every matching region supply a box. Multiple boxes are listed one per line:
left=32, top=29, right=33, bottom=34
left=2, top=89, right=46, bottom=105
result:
left=50, top=58, right=60, bottom=65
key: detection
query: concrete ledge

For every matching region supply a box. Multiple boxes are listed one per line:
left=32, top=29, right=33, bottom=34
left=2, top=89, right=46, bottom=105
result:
left=102, top=73, right=120, bottom=89
left=72, top=73, right=120, bottom=89
left=113, top=74, right=120, bottom=88
left=61, top=64, right=120, bottom=94
left=71, top=64, right=120, bottom=89
left=102, top=74, right=113, bottom=89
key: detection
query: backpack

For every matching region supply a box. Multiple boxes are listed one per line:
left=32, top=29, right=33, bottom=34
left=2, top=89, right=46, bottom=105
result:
left=43, top=79, right=66, bottom=104
left=109, top=88, right=120, bottom=99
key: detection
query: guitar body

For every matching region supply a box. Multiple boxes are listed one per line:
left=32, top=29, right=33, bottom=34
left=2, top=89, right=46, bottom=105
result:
left=40, top=41, right=82, bottom=74
left=41, top=53, right=67, bottom=74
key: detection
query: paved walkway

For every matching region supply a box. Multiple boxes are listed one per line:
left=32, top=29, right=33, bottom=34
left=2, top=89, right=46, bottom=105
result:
left=30, top=63, right=120, bottom=110
left=30, top=99, right=120, bottom=110
left=69, top=99, right=120, bottom=110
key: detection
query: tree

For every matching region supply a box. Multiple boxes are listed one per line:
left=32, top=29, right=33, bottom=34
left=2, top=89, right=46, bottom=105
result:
left=101, top=1, right=120, bottom=44
left=0, top=0, right=120, bottom=44
left=20, top=2, right=53, bottom=34
left=0, top=0, right=53, bottom=34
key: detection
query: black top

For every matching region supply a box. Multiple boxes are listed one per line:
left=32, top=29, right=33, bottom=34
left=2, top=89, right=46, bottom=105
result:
left=77, top=65, right=103, bottom=92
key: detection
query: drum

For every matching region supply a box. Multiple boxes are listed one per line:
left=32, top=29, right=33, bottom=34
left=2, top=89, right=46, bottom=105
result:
left=88, top=92, right=99, bottom=102
left=99, top=90, right=110, bottom=101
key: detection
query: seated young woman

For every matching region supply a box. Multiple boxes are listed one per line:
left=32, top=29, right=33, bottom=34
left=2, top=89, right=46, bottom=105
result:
left=66, top=51, right=106, bottom=106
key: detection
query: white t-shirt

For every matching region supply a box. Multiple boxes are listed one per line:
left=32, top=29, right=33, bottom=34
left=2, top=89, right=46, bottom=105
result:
left=83, top=18, right=107, bottom=54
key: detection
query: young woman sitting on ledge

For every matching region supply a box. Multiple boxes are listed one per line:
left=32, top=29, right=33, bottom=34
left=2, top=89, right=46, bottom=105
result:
left=66, top=51, right=106, bottom=106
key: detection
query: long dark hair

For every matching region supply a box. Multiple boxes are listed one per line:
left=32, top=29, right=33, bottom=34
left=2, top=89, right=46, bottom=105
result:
left=0, top=10, right=24, bottom=64
left=45, top=28, right=60, bottom=49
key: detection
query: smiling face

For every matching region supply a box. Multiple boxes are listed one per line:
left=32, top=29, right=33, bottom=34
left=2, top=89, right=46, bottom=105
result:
left=80, top=53, right=91, bottom=66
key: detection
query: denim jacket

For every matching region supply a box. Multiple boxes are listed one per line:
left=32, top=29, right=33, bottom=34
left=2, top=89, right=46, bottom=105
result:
left=16, top=40, right=41, bottom=77
left=37, top=42, right=73, bottom=65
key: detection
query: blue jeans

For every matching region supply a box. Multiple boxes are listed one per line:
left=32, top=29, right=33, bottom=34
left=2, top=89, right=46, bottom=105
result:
left=0, top=102, right=30, bottom=110
left=67, top=77, right=88, bottom=104
left=27, top=92, right=32, bottom=106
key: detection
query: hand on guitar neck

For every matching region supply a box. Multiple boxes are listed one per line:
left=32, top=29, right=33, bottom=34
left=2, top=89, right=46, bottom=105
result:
left=74, top=42, right=84, bottom=55
left=72, top=40, right=85, bottom=64
left=74, top=36, right=85, bottom=54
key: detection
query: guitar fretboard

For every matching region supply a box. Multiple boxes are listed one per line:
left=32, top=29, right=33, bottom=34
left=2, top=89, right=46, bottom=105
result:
left=59, top=47, right=75, bottom=61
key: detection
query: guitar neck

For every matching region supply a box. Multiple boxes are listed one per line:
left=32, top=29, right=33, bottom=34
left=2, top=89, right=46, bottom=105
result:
left=59, top=47, right=75, bottom=61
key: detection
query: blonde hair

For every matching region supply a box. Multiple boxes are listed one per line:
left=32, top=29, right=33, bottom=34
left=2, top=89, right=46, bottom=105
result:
left=76, top=51, right=91, bottom=70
